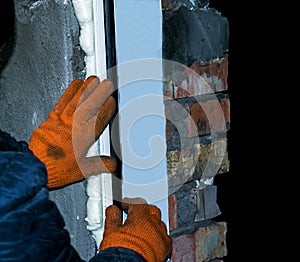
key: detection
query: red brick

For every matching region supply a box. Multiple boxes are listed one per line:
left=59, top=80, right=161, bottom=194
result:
left=164, top=58, right=228, bottom=99
left=171, top=234, right=196, bottom=262
left=162, top=0, right=175, bottom=10
left=168, top=194, right=178, bottom=231
left=165, top=93, right=230, bottom=140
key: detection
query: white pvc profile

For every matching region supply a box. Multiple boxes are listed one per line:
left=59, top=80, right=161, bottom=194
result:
left=113, top=0, right=169, bottom=227
left=72, top=0, right=112, bottom=249
left=73, top=0, right=169, bottom=249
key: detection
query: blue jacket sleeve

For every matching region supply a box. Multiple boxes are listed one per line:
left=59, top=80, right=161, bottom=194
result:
left=0, top=130, right=147, bottom=262
left=0, top=129, right=83, bottom=262
left=89, top=247, right=147, bottom=262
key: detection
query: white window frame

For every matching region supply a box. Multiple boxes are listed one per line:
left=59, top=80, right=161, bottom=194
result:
left=72, top=0, right=169, bottom=249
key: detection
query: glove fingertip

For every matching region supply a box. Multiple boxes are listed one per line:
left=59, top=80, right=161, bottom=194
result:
left=149, top=204, right=162, bottom=220
left=100, top=156, right=117, bottom=173
left=86, top=75, right=100, bottom=82
left=98, top=79, right=115, bottom=94
left=83, top=76, right=101, bottom=94
left=121, top=197, right=148, bottom=217
left=54, top=79, right=84, bottom=113
left=105, top=205, right=122, bottom=229
left=94, top=96, right=116, bottom=137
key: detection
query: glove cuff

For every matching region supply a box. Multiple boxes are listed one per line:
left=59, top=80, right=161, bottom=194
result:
left=100, top=231, right=161, bottom=262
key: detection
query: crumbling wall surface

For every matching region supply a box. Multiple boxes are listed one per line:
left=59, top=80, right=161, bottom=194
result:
left=0, top=0, right=95, bottom=260
left=0, top=0, right=85, bottom=141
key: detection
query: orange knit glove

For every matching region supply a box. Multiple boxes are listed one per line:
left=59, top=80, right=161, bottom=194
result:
left=28, top=76, right=117, bottom=189
left=100, top=198, right=172, bottom=262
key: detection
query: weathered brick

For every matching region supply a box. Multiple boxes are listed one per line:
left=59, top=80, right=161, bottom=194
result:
left=168, top=194, right=178, bottom=231
left=168, top=138, right=229, bottom=191
left=171, top=222, right=227, bottom=262
left=195, top=222, right=227, bottom=261
left=164, top=57, right=228, bottom=99
left=169, top=183, right=221, bottom=236
left=165, top=93, right=230, bottom=142
left=171, top=234, right=196, bottom=262
left=191, top=185, right=221, bottom=222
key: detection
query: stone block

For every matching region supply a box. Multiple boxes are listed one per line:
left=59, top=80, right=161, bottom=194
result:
left=169, top=182, right=221, bottom=236
left=195, top=222, right=227, bottom=261
left=168, top=138, right=229, bottom=191
left=163, top=6, right=229, bottom=67
left=171, top=222, right=227, bottom=262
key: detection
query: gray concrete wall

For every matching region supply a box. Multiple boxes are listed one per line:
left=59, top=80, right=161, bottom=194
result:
left=0, top=0, right=96, bottom=260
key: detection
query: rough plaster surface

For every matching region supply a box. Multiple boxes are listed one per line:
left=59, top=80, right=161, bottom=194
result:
left=0, top=0, right=95, bottom=260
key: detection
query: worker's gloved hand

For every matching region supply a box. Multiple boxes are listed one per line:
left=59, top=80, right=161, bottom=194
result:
left=29, top=76, right=117, bottom=189
left=100, top=198, right=172, bottom=262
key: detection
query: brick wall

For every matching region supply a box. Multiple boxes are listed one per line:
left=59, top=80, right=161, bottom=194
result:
left=162, top=1, right=230, bottom=261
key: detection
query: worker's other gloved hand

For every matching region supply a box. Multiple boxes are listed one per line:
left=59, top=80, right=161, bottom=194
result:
left=29, top=76, right=117, bottom=189
left=100, top=198, right=172, bottom=262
